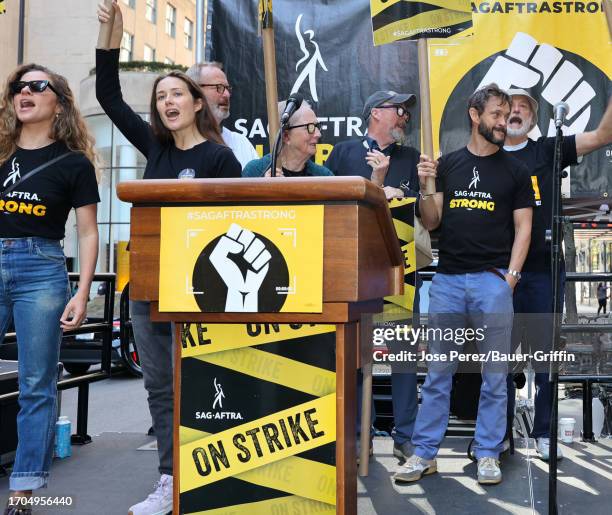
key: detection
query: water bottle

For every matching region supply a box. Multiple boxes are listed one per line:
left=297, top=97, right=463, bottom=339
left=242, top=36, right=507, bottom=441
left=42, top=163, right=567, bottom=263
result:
left=54, top=416, right=72, bottom=458
left=178, top=168, right=196, bottom=179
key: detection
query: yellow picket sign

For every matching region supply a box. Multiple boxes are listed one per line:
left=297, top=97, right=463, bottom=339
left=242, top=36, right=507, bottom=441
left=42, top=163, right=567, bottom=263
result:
left=370, top=0, right=473, bottom=45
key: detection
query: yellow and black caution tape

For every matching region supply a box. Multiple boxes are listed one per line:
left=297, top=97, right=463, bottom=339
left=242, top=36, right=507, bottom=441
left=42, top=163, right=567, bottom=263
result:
left=179, top=323, right=337, bottom=514
left=188, top=496, right=335, bottom=515
left=0, top=1, right=5, bottom=15
left=194, top=347, right=336, bottom=397
left=180, top=426, right=336, bottom=507
left=370, top=0, right=473, bottom=45
left=181, top=322, right=335, bottom=357
left=384, top=197, right=417, bottom=314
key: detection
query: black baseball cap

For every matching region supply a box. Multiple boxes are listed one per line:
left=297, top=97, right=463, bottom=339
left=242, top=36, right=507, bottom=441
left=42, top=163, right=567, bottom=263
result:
left=363, top=90, right=416, bottom=120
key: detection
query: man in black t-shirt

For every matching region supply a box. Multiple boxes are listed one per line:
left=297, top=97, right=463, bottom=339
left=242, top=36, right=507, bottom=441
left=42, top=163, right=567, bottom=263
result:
left=394, top=84, right=534, bottom=486
left=326, top=91, right=421, bottom=463
left=504, top=90, right=612, bottom=461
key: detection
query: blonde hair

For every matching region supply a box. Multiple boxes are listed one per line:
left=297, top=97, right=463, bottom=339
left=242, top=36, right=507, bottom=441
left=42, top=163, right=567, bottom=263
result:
left=0, top=64, right=100, bottom=176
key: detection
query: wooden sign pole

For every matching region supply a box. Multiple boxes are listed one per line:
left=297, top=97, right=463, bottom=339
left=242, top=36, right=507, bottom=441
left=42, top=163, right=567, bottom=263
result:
left=260, top=0, right=280, bottom=151
left=417, top=39, right=436, bottom=195
left=604, top=0, right=612, bottom=39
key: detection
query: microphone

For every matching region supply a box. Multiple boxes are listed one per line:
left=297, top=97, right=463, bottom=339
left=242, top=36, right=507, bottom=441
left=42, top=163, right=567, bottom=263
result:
left=280, top=93, right=304, bottom=126
left=553, top=101, right=569, bottom=129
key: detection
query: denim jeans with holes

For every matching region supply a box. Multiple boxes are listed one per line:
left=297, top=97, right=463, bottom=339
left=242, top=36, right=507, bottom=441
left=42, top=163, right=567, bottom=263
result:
left=0, top=237, right=70, bottom=491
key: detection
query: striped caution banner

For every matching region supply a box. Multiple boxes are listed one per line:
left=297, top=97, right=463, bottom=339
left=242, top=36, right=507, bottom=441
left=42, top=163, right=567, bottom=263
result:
left=181, top=322, right=334, bottom=357
left=0, top=1, right=5, bottom=14
left=370, top=0, right=473, bottom=46
left=179, top=323, right=337, bottom=514
left=382, top=197, right=417, bottom=316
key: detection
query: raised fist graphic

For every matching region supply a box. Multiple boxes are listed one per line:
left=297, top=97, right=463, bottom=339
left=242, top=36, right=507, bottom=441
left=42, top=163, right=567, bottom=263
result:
left=209, top=223, right=272, bottom=312
left=478, top=32, right=595, bottom=137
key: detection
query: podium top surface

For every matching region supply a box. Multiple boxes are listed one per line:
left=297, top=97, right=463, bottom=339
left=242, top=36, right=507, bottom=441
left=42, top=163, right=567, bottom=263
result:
left=116, top=176, right=388, bottom=207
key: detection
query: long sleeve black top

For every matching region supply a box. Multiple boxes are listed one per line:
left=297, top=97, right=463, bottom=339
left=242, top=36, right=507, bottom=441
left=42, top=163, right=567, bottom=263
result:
left=95, top=49, right=241, bottom=180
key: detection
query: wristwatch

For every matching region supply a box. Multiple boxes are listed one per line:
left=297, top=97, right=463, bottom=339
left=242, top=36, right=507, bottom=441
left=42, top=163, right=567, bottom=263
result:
left=507, top=269, right=522, bottom=281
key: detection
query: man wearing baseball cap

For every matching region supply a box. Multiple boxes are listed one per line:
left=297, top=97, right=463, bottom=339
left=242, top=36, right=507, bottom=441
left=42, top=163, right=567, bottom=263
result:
left=326, top=90, right=421, bottom=464
left=504, top=89, right=612, bottom=461
left=326, top=90, right=418, bottom=198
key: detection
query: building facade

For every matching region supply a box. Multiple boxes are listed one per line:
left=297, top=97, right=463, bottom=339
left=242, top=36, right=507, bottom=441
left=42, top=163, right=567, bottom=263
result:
left=1, top=0, right=198, bottom=284
left=1, top=0, right=197, bottom=90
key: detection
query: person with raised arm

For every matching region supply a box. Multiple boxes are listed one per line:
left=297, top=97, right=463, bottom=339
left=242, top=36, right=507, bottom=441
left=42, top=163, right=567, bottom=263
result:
left=97, top=3, right=241, bottom=514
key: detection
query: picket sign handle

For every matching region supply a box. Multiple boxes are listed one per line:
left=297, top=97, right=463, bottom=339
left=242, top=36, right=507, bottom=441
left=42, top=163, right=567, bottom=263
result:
left=261, top=1, right=280, bottom=151
left=604, top=0, right=612, bottom=39
left=418, top=39, right=436, bottom=195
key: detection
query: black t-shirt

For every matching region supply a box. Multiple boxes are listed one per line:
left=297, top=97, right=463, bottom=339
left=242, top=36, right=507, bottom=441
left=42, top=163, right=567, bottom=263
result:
left=435, top=147, right=534, bottom=274
left=504, top=136, right=577, bottom=272
left=326, top=137, right=420, bottom=194
left=96, top=49, right=241, bottom=180
left=0, top=141, right=100, bottom=239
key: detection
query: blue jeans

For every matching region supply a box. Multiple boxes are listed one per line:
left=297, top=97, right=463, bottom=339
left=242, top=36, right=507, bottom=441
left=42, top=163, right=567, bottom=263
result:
left=509, top=271, right=556, bottom=438
left=412, top=271, right=513, bottom=460
left=0, top=238, right=70, bottom=491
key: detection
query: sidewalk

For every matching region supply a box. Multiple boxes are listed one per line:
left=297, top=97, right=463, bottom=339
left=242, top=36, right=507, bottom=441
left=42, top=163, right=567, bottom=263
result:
left=1, top=374, right=610, bottom=514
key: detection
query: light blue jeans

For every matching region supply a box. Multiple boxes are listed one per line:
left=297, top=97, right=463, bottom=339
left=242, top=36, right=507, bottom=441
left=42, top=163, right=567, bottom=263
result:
left=0, top=237, right=70, bottom=491
left=412, top=271, right=513, bottom=460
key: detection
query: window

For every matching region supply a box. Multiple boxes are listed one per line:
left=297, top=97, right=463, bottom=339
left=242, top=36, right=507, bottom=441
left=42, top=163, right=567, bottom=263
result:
left=164, top=57, right=175, bottom=65
left=145, top=0, right=156, bottom=23
left=184, top=18, right=193, bottom=50
left=122, top=0, right=135, bottom=8
left=120, top=32, right=133, bottom=62
left=165, top=4, right=176, bottom=37
left=144, top=45, right=156, bottom=62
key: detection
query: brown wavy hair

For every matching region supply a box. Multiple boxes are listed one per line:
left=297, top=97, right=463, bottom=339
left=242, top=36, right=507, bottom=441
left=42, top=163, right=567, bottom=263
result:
left=0, top=64, right=99, bottom=174
left=149, top=71, right=225, bottom=146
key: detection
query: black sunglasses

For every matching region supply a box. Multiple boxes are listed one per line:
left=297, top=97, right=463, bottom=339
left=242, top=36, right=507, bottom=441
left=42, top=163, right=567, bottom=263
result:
left=9, top=80, right=62, bottom=97
left=376, top=104, right=411, bottom=120
left=286, top=122, right=322, bottom=134
left=199, top=83, right=233, bottom=94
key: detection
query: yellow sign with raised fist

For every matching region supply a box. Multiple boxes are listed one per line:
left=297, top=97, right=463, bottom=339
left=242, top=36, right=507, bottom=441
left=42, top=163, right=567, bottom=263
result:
left=159, top=205, right=324, bottom=313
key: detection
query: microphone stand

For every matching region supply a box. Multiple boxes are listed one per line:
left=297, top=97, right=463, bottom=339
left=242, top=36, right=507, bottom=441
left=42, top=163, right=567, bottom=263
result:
left=270, top=126, right=284, bottom=178
left=548, top=122, right=565, bottom=515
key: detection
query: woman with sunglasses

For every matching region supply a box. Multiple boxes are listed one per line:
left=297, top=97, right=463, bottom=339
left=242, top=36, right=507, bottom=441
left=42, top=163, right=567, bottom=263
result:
left=96, top=3, right=241, bottom=514
left=0, top=65, right=100, bottom=514
left=242, top=100, right=333, bottom=177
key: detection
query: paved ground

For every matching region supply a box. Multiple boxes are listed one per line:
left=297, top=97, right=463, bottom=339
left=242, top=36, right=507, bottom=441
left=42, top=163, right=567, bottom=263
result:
left=1, top=371, right=611, bottom=514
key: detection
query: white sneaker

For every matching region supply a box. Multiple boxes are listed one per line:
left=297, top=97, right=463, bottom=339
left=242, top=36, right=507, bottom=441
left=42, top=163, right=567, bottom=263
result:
left=393, top=454, right=437, bottom=483
left=128, top=474, right=173, bottom=515
left=477, top=457, right=502, bottom=485
left=536, top=437, right=564, bottom=461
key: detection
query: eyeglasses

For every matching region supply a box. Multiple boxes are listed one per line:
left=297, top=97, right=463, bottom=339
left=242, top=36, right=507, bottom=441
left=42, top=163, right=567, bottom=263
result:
left=9, top=80, right=61, bottom=97
left=286, top=122, right=322, bottom=134
left=199, top=83, right=232, bottom=95
left=376, top=104, right=410, bottom=120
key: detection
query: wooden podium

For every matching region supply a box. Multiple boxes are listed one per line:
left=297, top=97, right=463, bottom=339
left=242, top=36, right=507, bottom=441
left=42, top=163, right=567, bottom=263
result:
left=117, top=177, right=403, bottom=515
